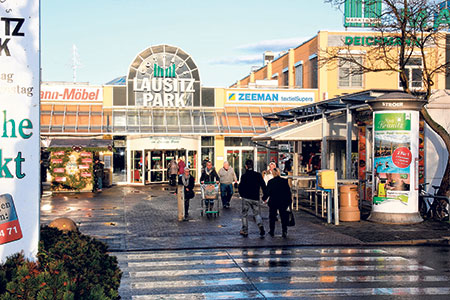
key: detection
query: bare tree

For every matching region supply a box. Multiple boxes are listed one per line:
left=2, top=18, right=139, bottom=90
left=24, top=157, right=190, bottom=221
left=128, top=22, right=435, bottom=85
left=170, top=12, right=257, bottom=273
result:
left=324, top=0, right=450, bottom=196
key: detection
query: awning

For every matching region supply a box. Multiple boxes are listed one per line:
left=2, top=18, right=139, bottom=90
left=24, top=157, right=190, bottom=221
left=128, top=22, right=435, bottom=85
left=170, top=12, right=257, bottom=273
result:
left=252, top=115, right=357, bottom=142
left=48, top=138, right=113, bottom=149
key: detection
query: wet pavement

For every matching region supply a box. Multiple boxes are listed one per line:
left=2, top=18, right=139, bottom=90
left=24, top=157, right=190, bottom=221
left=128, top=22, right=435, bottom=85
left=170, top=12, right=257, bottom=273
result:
left=40, top=185, right=450, bottom=299
left=40, top=185, right=450, bottom=251
left=114, top=246, right=450, bottom=299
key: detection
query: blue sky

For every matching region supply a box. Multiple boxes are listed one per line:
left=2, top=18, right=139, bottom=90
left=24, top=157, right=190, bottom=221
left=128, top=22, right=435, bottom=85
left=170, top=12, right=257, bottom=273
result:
left=42, top=0, right=345, bottom=87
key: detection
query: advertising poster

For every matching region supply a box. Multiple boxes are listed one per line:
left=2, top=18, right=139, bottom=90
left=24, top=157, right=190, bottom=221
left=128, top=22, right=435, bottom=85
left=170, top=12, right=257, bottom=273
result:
left=418, top=119, right=425, bottom=185
left=373, top=113, right=412, bottom=205
left=0, top=0, right=40, bottom=262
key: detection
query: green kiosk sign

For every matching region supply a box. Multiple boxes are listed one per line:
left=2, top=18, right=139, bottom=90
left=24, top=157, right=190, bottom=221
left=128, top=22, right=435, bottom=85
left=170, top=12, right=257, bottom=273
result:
left=344, top=0, right=382, bottom=28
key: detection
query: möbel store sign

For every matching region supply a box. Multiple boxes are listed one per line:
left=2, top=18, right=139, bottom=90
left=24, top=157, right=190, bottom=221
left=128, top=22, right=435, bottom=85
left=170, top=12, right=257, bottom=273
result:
left=41, top=84, right=103, bottom=102
left=0, top=0, right=40, bottom=262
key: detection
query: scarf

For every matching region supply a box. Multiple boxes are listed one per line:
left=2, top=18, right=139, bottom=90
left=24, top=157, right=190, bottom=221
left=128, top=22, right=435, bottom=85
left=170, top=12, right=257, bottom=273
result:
left=182, top=174, right=190, bottom=187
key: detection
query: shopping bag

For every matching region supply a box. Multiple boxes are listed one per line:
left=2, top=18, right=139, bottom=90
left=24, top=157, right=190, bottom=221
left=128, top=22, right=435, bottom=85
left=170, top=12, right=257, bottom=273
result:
left=287, top=207, right=295, bottom=227
left=204, top=184, right=217, bottom=199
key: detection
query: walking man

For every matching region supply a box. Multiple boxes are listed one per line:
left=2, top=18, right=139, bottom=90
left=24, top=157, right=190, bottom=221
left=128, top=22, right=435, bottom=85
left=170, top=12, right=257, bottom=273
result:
left=93, top=158, right=104, bottom=192
left=218, top=161, right=237, bottom=208
left=238, top=159, right=268, bottom=238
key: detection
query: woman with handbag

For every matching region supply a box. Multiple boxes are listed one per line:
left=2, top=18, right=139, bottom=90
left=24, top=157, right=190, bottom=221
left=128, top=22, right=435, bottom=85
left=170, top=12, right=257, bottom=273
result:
left=266, top=168, right=292, bottom=238
left=178, top=168, right=195, bottom=221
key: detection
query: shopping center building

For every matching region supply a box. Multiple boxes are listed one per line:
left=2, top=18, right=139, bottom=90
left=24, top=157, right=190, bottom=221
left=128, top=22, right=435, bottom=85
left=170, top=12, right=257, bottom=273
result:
left=41, top=45, right=319, bottom=185
left=40, top=30, right=450, bottom=190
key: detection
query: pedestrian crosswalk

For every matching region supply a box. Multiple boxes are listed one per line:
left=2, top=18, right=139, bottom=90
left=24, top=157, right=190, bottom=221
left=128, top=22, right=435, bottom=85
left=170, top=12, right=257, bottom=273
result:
left=113, top=247, right=450, bottom=299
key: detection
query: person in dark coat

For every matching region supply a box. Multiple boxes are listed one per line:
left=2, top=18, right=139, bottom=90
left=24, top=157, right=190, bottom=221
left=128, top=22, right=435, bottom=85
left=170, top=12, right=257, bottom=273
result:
left=178, top=167, right=195, bottom=220
left=200, top=161, right=219, bottom=209
left=93, top=159, right=104, bottom=192
left=200, top=161, right=219, bottom=183
left=266, top=168, right=292, bottom=238
left=238, top=159, right=268, bottom=238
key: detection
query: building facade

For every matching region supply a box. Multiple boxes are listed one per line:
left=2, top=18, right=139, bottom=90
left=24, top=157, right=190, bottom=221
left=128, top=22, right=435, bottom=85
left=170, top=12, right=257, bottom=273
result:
left=41, top=45, right=320, bottom=185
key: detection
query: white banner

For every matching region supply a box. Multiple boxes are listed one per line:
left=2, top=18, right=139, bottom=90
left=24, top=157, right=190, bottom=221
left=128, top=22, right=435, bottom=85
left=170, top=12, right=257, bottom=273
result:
left=41, top=85, right=103, bottom=102
left=0, top=0, right=40, bottom=262
left=226, top=90, right=315, bottom=105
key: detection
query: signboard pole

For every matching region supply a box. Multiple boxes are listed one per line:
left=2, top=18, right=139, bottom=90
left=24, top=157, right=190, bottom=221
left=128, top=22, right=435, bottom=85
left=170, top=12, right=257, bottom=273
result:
left=0, top=0, right=40, bottom=262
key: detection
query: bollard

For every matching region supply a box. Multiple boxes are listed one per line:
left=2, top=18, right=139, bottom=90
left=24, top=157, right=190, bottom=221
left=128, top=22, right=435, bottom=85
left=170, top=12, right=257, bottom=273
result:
left=49, top=218, right=78, bottom=232
left=339, top=185, right=360, bottom=221
left=177, top=185, right=184, bottom=221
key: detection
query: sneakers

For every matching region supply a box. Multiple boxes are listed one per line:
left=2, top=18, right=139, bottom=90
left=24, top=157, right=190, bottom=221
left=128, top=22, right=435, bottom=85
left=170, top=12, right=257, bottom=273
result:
left=239, top=230, right=248, bottom=237
left=282, top=231, right=287, bottom=238
left=259, top=225, right=265, bottom=238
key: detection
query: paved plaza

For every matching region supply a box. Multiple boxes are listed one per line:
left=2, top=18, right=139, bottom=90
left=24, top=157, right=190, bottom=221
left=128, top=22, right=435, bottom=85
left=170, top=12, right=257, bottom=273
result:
left=40, top=185, right=450, bottom=251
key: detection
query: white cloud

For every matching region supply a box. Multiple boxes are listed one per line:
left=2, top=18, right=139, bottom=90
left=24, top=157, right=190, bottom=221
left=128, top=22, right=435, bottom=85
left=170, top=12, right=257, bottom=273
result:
left=209, top=54, right=261, bottom=65
left=236, top=37, right=309, bottom=52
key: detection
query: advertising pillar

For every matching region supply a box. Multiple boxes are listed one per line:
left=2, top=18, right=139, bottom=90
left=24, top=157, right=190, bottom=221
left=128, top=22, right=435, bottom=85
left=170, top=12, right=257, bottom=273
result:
left=367, top=93, right=426, bottom=224
left=0, top=0, right=40, bottom=262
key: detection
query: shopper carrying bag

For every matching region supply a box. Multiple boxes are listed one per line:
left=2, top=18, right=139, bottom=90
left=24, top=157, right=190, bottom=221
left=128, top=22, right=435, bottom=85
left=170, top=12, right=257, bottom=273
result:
left=266, top=168, right=292, bottom=238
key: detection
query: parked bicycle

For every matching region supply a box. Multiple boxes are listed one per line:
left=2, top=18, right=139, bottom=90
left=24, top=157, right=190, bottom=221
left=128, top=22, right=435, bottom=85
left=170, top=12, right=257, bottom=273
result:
left=419, top=183, right=449, bottom=222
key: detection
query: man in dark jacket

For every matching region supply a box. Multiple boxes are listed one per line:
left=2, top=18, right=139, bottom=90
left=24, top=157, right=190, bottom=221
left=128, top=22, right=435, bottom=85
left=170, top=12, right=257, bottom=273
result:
left=93, top=159, right=104, bottom=192
left=238, top=159, right=268, bottom=238
left=266, top=168, right=292, bottom=238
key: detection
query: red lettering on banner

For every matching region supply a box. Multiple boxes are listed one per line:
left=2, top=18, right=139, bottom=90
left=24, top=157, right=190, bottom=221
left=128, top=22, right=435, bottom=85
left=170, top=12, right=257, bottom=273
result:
left=81, top=158, right=92, bottom=163
left=80, top=152, right=92, bottom=157
left=81, top=172, right=91, bottom=178
left=53, top=151, right=65, bottom=156
left=53, top=168, right=65, bottom=173
left=392, top=147, right=412, bottom=169
left=55, top=177, right=66, bottom=182
left=51, top=159, right=63, bottom=164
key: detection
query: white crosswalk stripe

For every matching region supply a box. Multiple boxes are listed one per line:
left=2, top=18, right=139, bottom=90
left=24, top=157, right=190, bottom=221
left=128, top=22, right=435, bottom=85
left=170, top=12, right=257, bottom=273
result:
left=113, top=247, right=450, bottom=299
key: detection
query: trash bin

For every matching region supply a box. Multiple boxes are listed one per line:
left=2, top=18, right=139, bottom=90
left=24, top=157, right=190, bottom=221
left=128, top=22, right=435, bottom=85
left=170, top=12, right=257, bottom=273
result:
left=339, top=184, right=360, bottom=221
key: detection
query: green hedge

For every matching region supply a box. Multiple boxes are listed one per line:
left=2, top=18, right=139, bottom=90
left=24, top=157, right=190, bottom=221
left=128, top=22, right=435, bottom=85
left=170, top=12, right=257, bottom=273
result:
left=0, top=226, right=122, bottom=300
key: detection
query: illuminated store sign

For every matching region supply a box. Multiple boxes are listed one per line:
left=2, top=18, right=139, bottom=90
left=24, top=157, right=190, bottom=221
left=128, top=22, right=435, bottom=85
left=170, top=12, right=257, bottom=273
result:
left=127, top=45, right=200, bottom=108
left=226, top=91, right=315, bottom=104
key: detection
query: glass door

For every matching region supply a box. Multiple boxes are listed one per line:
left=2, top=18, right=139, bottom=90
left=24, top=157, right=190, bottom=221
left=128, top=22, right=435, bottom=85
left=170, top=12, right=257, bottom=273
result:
left=241, top=150, right=254, bottom=178
left=164, top=150, right=176, bottom=182
left=226, top=148, right=255, bottom=180
left=150, top=151, right=163, bottom=182
left=226, top=150, right=240, bottom=180
left=131, top=150, right=143, bottom=183
left=187, top=150, right=197, bottom=179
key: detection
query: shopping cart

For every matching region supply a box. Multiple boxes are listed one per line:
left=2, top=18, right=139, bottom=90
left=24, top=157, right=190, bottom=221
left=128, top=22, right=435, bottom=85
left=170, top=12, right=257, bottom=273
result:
left=200, top=182, right=220, bottom=218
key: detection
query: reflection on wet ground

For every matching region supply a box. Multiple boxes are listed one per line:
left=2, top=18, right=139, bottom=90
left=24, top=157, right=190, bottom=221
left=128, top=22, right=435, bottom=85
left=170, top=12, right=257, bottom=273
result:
left=115, top=246, right=450, bottom=299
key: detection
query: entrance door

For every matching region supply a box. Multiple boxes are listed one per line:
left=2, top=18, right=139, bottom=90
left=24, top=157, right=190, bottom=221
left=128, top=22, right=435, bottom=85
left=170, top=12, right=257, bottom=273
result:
left=226, top=150, right=240, bottom=180
left=150, top=151, right=163, bottom=182
left=131, top=150, right=143, bottom=183
left=241, top=150, right=254, bottom=178
left=226, top=148, right=255, bottom=180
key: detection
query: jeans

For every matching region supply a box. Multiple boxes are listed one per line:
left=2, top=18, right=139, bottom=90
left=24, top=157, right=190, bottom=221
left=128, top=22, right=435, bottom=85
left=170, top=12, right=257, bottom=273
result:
left=95, top=177, right=103, bottom=190
left=220, top=183, right=233, bottom=206
left=269, top=206, right=288, bottom=234
left=241, top=197, right=263, bottom=233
